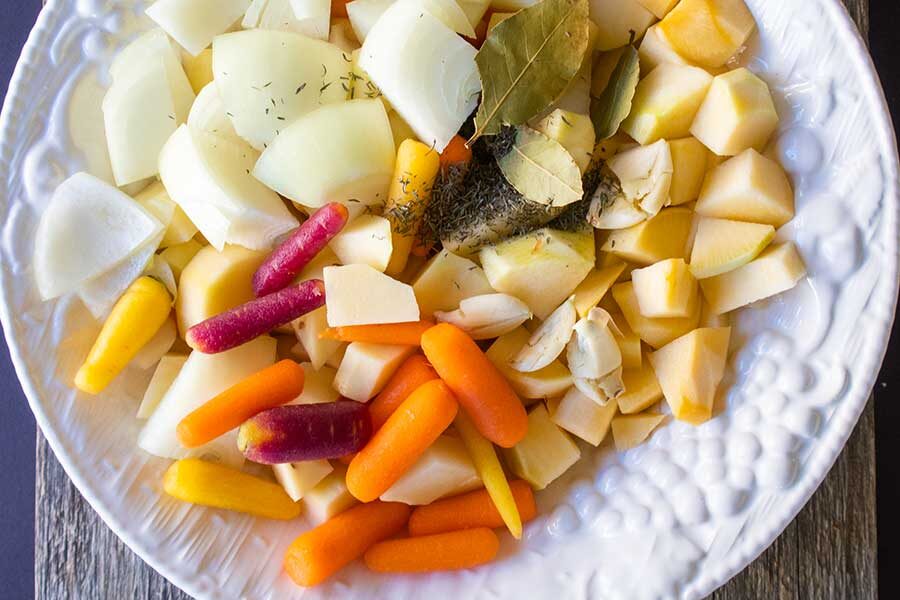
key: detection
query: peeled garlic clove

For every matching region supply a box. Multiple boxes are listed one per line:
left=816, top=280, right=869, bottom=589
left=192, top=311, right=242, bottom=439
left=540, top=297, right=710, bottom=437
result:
left=573, top=377, right=609, bottom=406
left=434, top=293, right=532, bottom=340
left=592, top=140, right=673, bottom=228
left=567, top=314, right=622, bottom=380
left=510, top=296, right=577, bottom=373
left=586, top=307, right=621, bottom=337
left=597, top=366, right=624, bottom=399
left=588, top=172, right=646, bottom=230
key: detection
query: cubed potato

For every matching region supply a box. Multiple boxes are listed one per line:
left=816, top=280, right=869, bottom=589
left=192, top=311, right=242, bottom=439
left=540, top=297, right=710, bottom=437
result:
left=612, top=281, right=700, bottom=348
left=290, top=364, right=340, bottom=405
left=657, top=0, right=756, bottom=69
left=534, top=109, right=596, bottom=173
left=572, top=263, right=626, bottom=318
left=503, top=404, right=581, bottom=490
left=649, top=327, right=730, bottom=424
left=635, top=0, right=678, bottom=19
left=412, top=250, right=495, bottom=317
left=699, top=298, right=730, bottom=328
left=589, top=0, right=656, bottom=51
left=486, top=328, right=573, bottom=400
left=691, top=68, right=779, bottom=156
left=695, top=149, right=795, bottom=227
left=616, top=360, right=664, bottom=414
left=610, top=312, right=642, bottom=369
left=294, top=307, right=346, bottom=371
left=668, top=137, right=711, bottom=206
left=303, top=466, right=358, bottom=524
left=273, top=460, right=334, bottom=502
left=333, top=342, right=415, bottom=401
left=137, top=355, right=188, bottom=419
left=601, top=207, right=693, bottom=265
left=328, top=214, right=393, bottom=272
left=324, top=264, right=420, bottom=326
left=380, top=436, right=482, bottom=505
left=548, top=386, right=618, bottom=446
left=621, top=63, right=714, bottom=145
left=611, top=412, right=666, bottom=450
left=699, top=242, right=806, bottom=314
left=632, top=258, right=699, bottom=318
left=638, top=24, right=691, bottom=73
left=689, top=216, right=775, bottom=279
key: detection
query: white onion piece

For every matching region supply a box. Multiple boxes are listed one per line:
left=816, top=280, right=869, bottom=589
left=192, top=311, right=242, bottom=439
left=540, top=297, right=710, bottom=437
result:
left=347, top=0, right=396, bottom=42
left=187, top=83, right=238, bottom=139
left=146, top=0, right=252, bottom=56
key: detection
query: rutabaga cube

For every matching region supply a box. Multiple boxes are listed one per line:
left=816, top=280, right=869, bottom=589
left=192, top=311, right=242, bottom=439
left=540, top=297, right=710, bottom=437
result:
left=333, top=342, right=416, bottom=401
left=160, top=239, right=205, bottom=281
left=695, top=149, right=795, bottom=227
left=291, top=363, right=341, bottom=405
left=600, top=207, right=694, bottom=266
left=611, top=281, right=700, bottom=349
left=699, top=242, right=806, bottom=315
left=631, top=259, right=699, bottom=318
left=273, top=460, right=334, bottom=502
left=616, top=361, right=663, bottom=414
left=611, top=413, right=666, bottom=451
left=668, top=137, right=711, bottom=206
left=548, top=386, right=618, bottom=446
left=412, top=250, right=495, bottom=317
left=294, top=307, right=346, bottom=370
left=589, top=0, right=656, bottom=51
left=657, top=0, right=756, bottom=70
left=533, top=109, right=596, bottom=173
left=324, top=264, right=420, bottom=327
left=635, top=0, right=678, bottom=18
left=689, top=216, right=775, bottom=279
left=147, top=0, right=252, bottom=56
left=610, top=311, right=642, bottom=369
left=303, top=465, right=358, bottom=524
left=380, top=435, right=482, bottom=505
left=638, top=25, right=693, bottom=73
left=503, top=404, right=581, bottom=490
left=691, top=68, right=779, bottom=156
left=328, top=215, right=393, bottom=272
left=486, top=328, right=573, bottom=400
left=572, top=264, right=626, bottom=318
left=137, top=354, right=188, bottom=419
left=253, top=100, right=395, bottom=208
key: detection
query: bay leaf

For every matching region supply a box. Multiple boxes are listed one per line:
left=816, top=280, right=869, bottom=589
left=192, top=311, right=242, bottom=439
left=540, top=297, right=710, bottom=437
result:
left=590, top=45, right=640, bottom=141
left=472, top=0, right=591, bottom=141
left=498, top=126, right=584, bottom=208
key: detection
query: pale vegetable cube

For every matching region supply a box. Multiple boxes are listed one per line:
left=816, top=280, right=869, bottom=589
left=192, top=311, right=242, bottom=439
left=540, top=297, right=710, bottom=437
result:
left=347, top=0, right=395, bottom=42
left=601, top=207, right=693, bottom=266
left=611, top=413, right=666, bottom=450
left=333, top=342, right=415, bottom=401
left=668, top=137, right=710, bottom=206
left=458, top=0, right=492, bottom=26
left=621, top=63, right=713, bottom=145
left=134, top=181, right=198, bottom=249
left=632, top=258, right=699, bottom=318
left=294, top=307, right=346, bottom=370
left=254, top=100, right=396, bottom=209
left=699, top=298, right=730, bottom=328
left=691, top=68, right=778, bottom=156
left=503, top=404, right=581, bottom=490
left=291, top=364, right=341, bottom=404
left=303, top=466, right=358, bottom=524
left=187, top=82, right=238, bottom=140
left=533, top=109, right=596, bottom=173
left=412, top=250, right=495, bottom=317
left=274, top=460, right=333, bottom=502
left=612, top=281, right=700, bottom=348
left=658, top=0, right=755, bottom=69
left=160, top=239, right=205, bottom=281
left=635, top=0, right=678, bottom=18
left=572, top=263, right=626, bottom=318
left=696, top=149, right=795, bottom=227
left=324, top=264, right=420, bottom=326
left=146, top=0, right=252, bottom=56
left=137, top=355, right=188, bottom=419
left=486, top=328, right=573, bottom=400
left=699, top=242, right=806, bottom=314
left=616, top=360, right=663, bottom=414
left=689, top=216, right=775, bottom=279
left=480, top=228, right=595, bottom=320
left=289, top=0, right=332, bottom=39
left=649, top=327, right=730, bottom=423
left=182, top=48, right=213, bottom=93
left=548, top=386, right=618, bottom=446
left=329, top=215, right=393, bottom=272
left=638, top=25, right=692, bottom=73
left=381, top=435, right=482, bottom=505
left=244, top=0, right=318, bottom=37
left=589, top=0, right=656, bottom=51
left=610, top=312, right=642, bottom=369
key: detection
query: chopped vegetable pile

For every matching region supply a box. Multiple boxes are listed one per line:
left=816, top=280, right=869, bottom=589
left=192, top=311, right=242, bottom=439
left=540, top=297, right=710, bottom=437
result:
left=34, top=0, right=807, bottom=588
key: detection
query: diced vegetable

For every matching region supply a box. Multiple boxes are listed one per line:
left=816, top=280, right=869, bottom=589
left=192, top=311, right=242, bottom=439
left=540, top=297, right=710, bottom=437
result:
left=408, top=479, right=536, bottom=536
left=273, top=460, right=334, bottom=502
left=134, top=181, right=198, bottom=249
left=502, top=404, right=580, bottom=490
left=612, top=281, right=700, bottom=348
left=146, top=0, right=252, bottom=56
left=434, top=293, right=532, bottom=340
left=324, top=264, right=420, bottom=326
left=590, top=0, right=656, bottom=51
left=284, top=501, right=410, bottom=586
left=548, top=386, right=618, bottom=445
left=572, top=263, right=626, bottom=318
left=288, top=0, right=332, bottom=39
left=289, top=363, right=340, bottom=405
left=668, top=137, right=711, bottom=206
left=347, top=379, right=458, bottom=501
left=132, top=315, right=178, bottom=370
left=303, top=465, right=358, bottom=524
left=368, top=354, right=438, bottom=431
left=238, top=401, right=372, bottom=463
left=347, top=0, right=396, bottom=41
left=635, top=0, right=678, bottom=18
left=689, top=217, right=775, bottom=279
left=486, top=327, right=573, bottom=400
left=334, top=342, right=416, bottom=401
left=601, top=207, right=693, bottom=266
left=637, top=24, right=693, bottom=75
left=610, top=412, right=666, bottom=450
left=137, top=354, right=187, bottom=419
left=182, top=48, right=214, bottom=94
left=421, top=324, right=528, bottom=448
left=328, top=214, right=394, bottom=272
left=364, top=528, right=499, bottom=573
left=321, top=321, right=434, bottom=346
left=616, top=360, right=664, bottom=414
left=295, top=307, right=346, bottom=370
left=186, top=82, right=238, bottom=140
left=381, top=435, right=482, bottom=505
left=163, top=458, right=300, bottom=519
left=632, top=258, right=699, bottom=318
left=412, top=250, right=495, bottom=317
left=533, top=109, right=596, bottom=173
left=657, top=0, right=755, bottom=69
left=610, top=312, right=642, bottom=369
left=160, top=239, right=205, bottom=281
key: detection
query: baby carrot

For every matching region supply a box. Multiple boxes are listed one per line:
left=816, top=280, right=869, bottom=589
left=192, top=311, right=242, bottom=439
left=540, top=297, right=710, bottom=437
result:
left=421, top=323, right=528, bottom=448
left=346, top=379, right=458, bottom=502
left=408, top=480, right=537, bottom=537
left=176, top=360, right=305, bottom=448
left=369, top=354, right=438, bottom=431
left=319, top=320, right=434, bottom=346
left=440, top=135, right=473, bottom=170
left=364, top=528, right=499, bottom=573
left=284, top=501, right=410, bottom=586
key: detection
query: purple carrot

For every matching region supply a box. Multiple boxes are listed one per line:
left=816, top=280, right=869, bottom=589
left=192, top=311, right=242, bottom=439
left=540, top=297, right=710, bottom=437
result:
left=187, top=279, right=326, bottom=354
left=253, top=202, right=350, bottom=297
left=238, top=401, right=372, bottom=464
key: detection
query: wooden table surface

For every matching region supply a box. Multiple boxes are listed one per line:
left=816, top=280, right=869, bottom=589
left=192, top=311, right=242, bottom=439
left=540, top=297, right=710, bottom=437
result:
left=34, top=1, right=877, bottom=598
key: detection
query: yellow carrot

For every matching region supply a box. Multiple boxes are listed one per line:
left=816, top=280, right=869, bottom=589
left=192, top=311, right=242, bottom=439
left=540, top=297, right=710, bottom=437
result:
left=163, top=458, right=300, bottom=520
left=75, top=276, right=172, bottom=394
left=454, top=412, right=523, bottom=539
left=384, top=139, right=441, bottom=276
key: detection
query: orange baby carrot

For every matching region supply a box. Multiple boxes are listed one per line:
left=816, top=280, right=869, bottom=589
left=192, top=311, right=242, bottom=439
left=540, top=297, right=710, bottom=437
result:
left=331, top=0, right=350, bottom=17
left=440, top=135, right=472, bottom=169
left=177, top=360, right=304, bottom=448
left=319, top=320, right=434, bottom=346
left=408, top=480, right=537, bottom=537
left=421, top=323, right=528, bottom=448
left=346, top=379, right=458, bottom=502
left=284, top=501, right=410, bottom=587
left=364, top=528, right=499, bottom=573
left=369, top=354, right=438, bottom=431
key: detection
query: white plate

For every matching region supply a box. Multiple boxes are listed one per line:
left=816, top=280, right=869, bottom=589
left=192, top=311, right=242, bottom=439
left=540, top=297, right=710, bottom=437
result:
left=1, top=1, right=897, bottom=598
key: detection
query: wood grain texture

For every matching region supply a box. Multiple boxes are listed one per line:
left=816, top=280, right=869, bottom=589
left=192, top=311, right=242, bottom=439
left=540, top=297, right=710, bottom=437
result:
left=34, top=1, right=876, bottom=599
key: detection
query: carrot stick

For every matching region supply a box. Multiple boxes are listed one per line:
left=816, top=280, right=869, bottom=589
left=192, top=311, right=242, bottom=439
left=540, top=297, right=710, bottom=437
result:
left=284, top=501, right=410, bottom=586
left=319, top=320, right=434, bottom=346
left=346, top=379, right=458, bottom=502
left=440, top=135, right=473, bottom=169
left=421, top=323, right=528, bottom=448
left=369, top=354, right=438, bottom=431
left=364, top=528, right=499, bottom=573
left=408, top=480, right=537, bottom=537
left=177, top=360, right=304, bottom=448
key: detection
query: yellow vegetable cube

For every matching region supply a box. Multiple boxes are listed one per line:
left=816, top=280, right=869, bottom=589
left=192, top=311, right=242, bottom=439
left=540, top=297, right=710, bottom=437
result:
left=611, top=413, right=666, bottom=450
left=412, top=250, right=495, bottom=317
left=636, top=0, right=678, bottom=18
left=160, top=238, right=204, bottom=281
left=302, top=466, right=358, bottom=524
left=616, top=361, right=664, bottom=414
left=182, top=48, right=214, bottom=94
left=381, top=435, right=482, bottom=505
left=486, top=328, right=573, bottom=400
left=589, top=0, right=656, bottom=51
left=689, top=216, right=775, bottom=279
left=503, top=404, right=581, bottom=490
left=638, top=25, right=692, bottom=74
left=669, top=137, right=711, bottom=206
left=631, top=258, right=699, bottom=318
left=610, top=312, right=642, bottom=369
left=658, top=0, right=756, bottom=69
left=601, top=207, right=694, bottom=266
left=572, top=263, right=626, bottom=318
left=612, top=281, right=700, bottom=348
left=548, top=386, right=618, bottom=446
left=333, top=342, right=415, bottom=402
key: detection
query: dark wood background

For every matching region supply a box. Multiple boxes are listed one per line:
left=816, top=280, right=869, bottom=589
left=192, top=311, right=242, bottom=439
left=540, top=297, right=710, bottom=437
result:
left=29, top=0, right=881, bottom=598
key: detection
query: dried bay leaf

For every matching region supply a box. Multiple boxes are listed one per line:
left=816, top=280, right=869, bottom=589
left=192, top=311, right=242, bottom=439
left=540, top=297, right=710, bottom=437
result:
left=498, top=126, right=584, bottom=207
left=472, top=0, right=591, bottom=140
left=590, top=45, right=640, bottom=141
